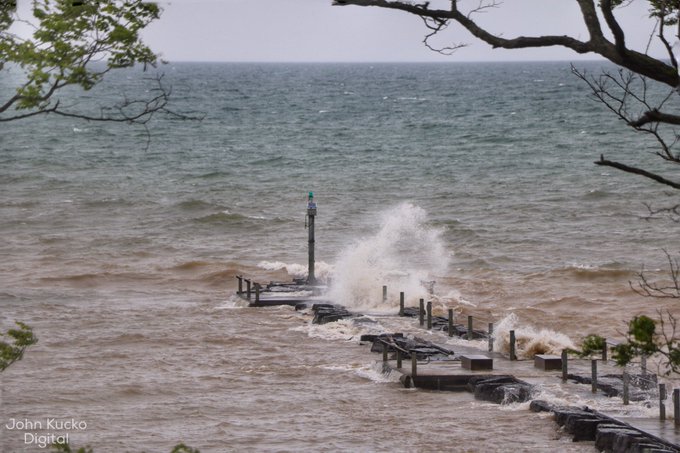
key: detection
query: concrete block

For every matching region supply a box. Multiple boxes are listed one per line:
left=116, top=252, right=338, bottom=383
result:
left=534, top=354, right=562, bottom=371
left=461, top=354, right=493, bottom=370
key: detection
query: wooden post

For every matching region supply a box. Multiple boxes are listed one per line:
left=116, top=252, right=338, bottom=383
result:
left=246, top=279, right=252, bottom=300
left=488, top=323, right=494, bottom=352
left=255, top=283, right=260, bottom=304
left=467, top=315, right=474, bottom=341
left=623, top=371, right=630, bottom=405
left=382, top=343, right=388, bottom=362
left=396, top=349, right=402, bottom=369
left=561, top=349, right=568, bottom=382
left=660, top=383, right=667, bottom=421
left=382, top=285, right=387, bottom=303
left=419, top=299, right=424, bottom=326
left=237, top=275, right=243, bottom=294
left=509, top=330, right=516, bottom=361
left=602, top=338, right=607, bottom=362
left=426, top=301, right=432, bottom=329
left=591, top=359, right=598, bottom=393
left=673, top=388, right=680, bottom=427
left=448, top=309, right=454, bottom=337
left=641, top=355, right=647, bottom=376
left=411, top=353, right=417, bottom=378
left=399, top=292, right=404, bottom=316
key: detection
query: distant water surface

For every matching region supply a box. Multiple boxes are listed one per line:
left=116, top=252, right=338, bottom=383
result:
left=0, top=62, right=675, bottom=451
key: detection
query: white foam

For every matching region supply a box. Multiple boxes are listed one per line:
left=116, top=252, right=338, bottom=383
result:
left=291, top=318, right=384, bottom=342
left=257, top=260, right=334, bottom=282
left=327, top=203, right=450, bottom=311
left=493, top=313, right=576, bottom=358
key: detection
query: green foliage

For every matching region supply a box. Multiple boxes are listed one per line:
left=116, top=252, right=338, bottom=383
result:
left=578, top=334, right=606, bottom=357
left=0, top=321, right=38, bottom=372
left=612, top=313, right=680, bottom=375
left=0, top=0, right=161, bottom=119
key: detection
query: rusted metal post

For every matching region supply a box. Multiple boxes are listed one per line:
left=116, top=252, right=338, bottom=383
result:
left=591, top=359, right=598, bottom=393
left=382, top=285, right=387, bottom=303
left=426, top=301, right=432, bottom=329
left=660, top=383, right=667, bottom=421
left=488, top=323, right=494, bottom=352
left=411, top=353, right=417, bottom=378
left=448, top=309, right=454, bottom=337
left=399, top=292, right=404, bottom=316
left=561, top=349, right=568, bottom=382
left=467, top=315, right=473, bottom=341
left=509, top=330, right=516, bottom=361
left=419, top=299, right=424, bottom=326
left=237, top=275, right=243, bottom=294
left=623, top=371, right=630, bottom=405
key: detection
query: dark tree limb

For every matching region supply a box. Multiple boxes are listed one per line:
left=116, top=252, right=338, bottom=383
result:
left=595, top=155, right=680, bottom=190
left=334, top=0, right=679, bottom=87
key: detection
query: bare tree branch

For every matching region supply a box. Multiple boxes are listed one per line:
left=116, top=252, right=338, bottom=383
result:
left=595, top=155, right=680, bottom=190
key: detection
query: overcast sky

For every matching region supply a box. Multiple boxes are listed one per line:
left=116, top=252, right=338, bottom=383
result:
left=140, top=0, right=663, bottom=63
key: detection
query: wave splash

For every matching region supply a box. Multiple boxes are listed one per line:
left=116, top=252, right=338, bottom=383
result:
left=327, top=203, right=450, bottom=311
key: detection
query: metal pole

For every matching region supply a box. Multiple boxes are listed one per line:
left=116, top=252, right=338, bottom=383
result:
left=660, top=383, right=667, bottom=421
left=382, top=285, right=387, bottom=303
left=448, top=309, right=454, bottom=337
left=419, top=299, right=424, bottom=326
left=591, top=359, right=598, bottom=393
left=623, top=371, right=630, bottom=405
left=488, top=323, right=494, bottom=352
left=509, top=330, right=516, bottom=361
left=399, top=292, right=404, bottom=316
left=307, top=192, right=316, bottom=285
left=673, top=388, right=680, bottom=427
left=467, top=315, right=473, bottom=341
left=561, top=349, right=568, bottom=382
left=426, top=301, right=432, bottom=329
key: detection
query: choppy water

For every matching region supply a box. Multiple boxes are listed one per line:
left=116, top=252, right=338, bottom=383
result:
left=1, top=62, right=677, bottom=451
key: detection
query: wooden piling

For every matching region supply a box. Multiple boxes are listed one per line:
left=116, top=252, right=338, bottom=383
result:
left=426, top=301, right=432, bottom=329
left=411, top=353, right=417, bottom=378
left=509, top=330, right=516, bottom=361
left=488, top=323, right=493, bottom=352
left=561, top=349, right=568, bottom=382
left=236, top=275, right=243, bottom=294
left=591, top=359, right=598, bottom=393
left=660, top=383, right=667, bottom=421
left=623, top=371, right=630, bottom=405
left=382, top=285, right=387, bottom=303
left=642, top=355, right=647, bottom=376
left=246, top=279, right=252, bottom=300
left=396, top=349, right=402, bottom=369
left=467, top=315, right=473, bottom=341
left=255, top=283, right=260, bottom=304
left=602, top=338, right=607, bottom=362
left=674, top=388, right=680, bottom=427
left=448, top=309, right=453, bottom=338
left=399, top=292, right=404, bottom=316
left=419, top=299, right=424, bottom=326
left=382, top=343, right=388, bottom=362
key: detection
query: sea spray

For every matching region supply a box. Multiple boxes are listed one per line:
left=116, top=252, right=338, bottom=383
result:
left=327, top=203, right=450, bottom=311
left=493, top=313, right=576, bottom=358
left=257, top=260, right=334, bottom=283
